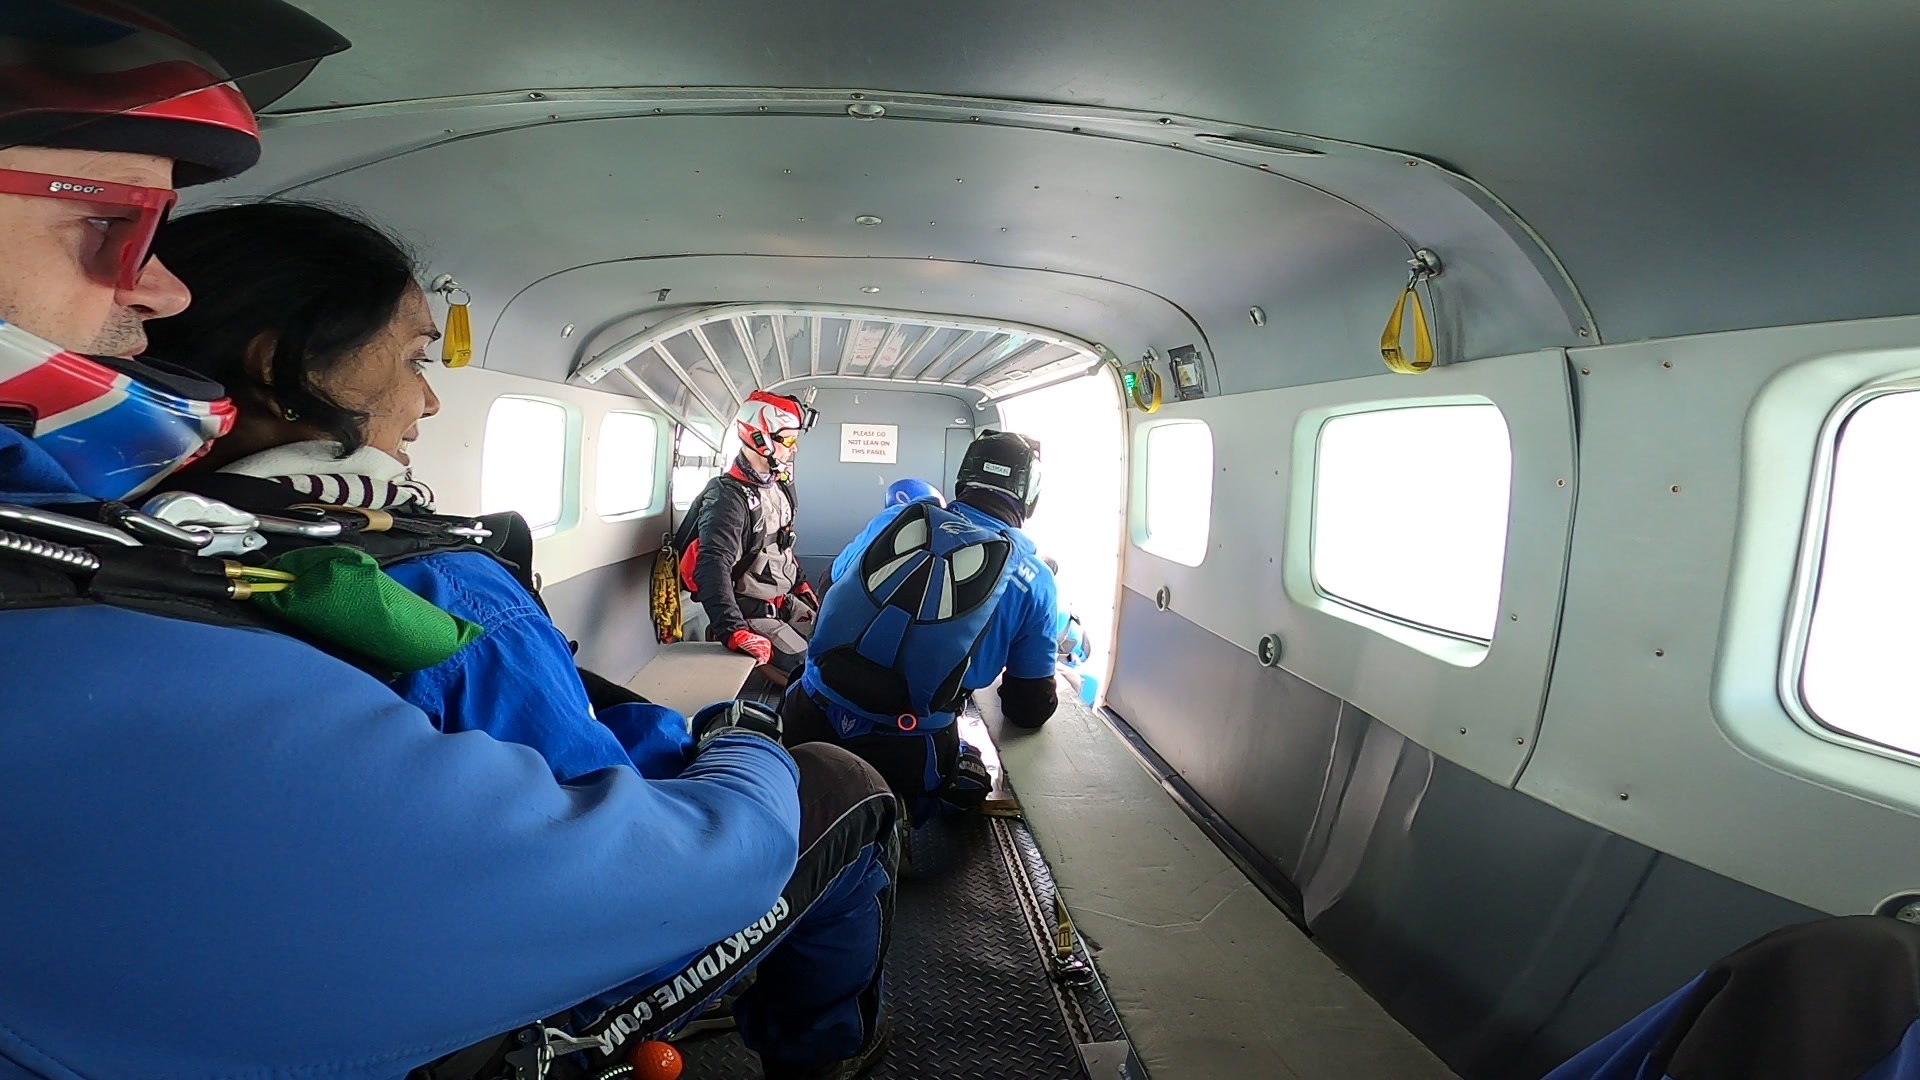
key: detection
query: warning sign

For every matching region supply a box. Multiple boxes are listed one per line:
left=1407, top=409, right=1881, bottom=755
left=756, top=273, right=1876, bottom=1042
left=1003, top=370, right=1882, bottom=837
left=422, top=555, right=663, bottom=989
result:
left=839, top=423, right=898, bottom=464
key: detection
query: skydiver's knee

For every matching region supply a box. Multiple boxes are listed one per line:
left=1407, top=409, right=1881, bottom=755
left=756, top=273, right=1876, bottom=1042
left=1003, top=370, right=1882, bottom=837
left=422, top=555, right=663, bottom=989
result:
left=999, top=675, right=1058, bottom=729
left=789, top=742, right=897, bottom=849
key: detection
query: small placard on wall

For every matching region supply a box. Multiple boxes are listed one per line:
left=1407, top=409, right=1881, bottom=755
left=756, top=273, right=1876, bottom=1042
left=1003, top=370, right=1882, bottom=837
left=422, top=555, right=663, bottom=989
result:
left=839, top=423, right=899, bottom=464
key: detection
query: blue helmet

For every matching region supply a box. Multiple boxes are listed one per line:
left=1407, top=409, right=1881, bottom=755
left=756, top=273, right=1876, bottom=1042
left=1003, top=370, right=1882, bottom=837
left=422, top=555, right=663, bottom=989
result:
left=886, top=478, right=945, bottom=509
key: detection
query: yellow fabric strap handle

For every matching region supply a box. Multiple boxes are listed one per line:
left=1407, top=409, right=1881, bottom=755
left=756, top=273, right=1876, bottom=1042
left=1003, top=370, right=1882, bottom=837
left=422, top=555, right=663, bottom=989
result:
left=1128, top=364, right=1163, bottom=413
left=442, top=296, right=473, bottom=368
left=1381, top=279, right=1435, bottom=374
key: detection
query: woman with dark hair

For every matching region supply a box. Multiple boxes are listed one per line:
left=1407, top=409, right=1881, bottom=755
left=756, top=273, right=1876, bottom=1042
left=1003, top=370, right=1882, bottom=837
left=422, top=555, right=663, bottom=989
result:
left=146, top=201, right=690, bottom=783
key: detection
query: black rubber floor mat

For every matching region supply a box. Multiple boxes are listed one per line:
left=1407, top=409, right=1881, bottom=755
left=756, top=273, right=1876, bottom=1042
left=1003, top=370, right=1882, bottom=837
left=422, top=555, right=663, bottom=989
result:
left=679, top=814, right=1094, bottom=1080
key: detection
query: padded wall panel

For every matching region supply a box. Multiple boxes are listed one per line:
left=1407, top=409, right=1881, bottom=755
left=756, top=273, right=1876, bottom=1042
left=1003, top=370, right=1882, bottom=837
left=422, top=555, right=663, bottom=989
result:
left=1106, top=589, right=1823, bottom=1079
left=1106, top=587, right=1339, bottom=880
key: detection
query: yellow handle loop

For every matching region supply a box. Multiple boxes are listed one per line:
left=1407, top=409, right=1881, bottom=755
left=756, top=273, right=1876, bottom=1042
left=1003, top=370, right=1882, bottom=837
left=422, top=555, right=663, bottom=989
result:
left=1128, top=365, right=1163, bottom=413
left=441, top=294, right=474, bottom=369
left=1380, top=279, right=1435, bottom=374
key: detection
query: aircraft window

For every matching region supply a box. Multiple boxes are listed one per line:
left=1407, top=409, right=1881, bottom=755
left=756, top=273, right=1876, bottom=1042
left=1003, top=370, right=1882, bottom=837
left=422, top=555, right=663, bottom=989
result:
left=1312, top=404, right=1512, bottom=641
left=1138, top=420, right=1214, bottom=566
left=1797, top=389, right=1920, bottom=756
left=671, top=421, right=726, bottom=513
left=595, top=411, right=661, bottom=520
left=480, top=396, right=569, bottom=536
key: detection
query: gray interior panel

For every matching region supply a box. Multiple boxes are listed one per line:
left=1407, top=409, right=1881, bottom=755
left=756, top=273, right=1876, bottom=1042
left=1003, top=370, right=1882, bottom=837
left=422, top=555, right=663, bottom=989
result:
left=1520, top=315, right=1920, bottom=915
left=1121, top=350, right=1578, bottom=786
left=1103, top=589, right=1343, bottom=882
left=197, top=92, right=1588, bottom=401
left=538, top=553, right=665, bottom=684
left=231, top=111, right=1409, bottom=389
left=276, top=0, right=1920, bottom=345
left=1105, top=590, right=1824, bottom=1080
left=789, top=386, right=973, bottom=576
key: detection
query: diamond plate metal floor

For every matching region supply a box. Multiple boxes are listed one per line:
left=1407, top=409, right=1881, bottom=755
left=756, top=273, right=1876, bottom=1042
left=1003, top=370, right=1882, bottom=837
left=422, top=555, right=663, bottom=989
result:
left=677, top=810, right=1129, bottom=1080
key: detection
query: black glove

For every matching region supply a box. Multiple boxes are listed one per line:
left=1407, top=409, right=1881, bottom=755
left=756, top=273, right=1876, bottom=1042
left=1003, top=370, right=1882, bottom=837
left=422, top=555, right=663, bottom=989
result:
left=691, top=698, right=784, bottom=750
left=937, top=744, right=993, bottom=812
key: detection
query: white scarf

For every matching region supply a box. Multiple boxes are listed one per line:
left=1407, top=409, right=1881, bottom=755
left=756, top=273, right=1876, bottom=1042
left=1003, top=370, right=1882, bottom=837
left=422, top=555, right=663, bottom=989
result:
left=220, top=440, right=438, bottom=512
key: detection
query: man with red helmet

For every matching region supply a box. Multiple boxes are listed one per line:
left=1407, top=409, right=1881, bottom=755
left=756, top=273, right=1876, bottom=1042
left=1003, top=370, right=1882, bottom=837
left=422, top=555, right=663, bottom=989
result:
left=0, top=6, right=896, bottom=1080
left=679, top=389, right=822, bottom=675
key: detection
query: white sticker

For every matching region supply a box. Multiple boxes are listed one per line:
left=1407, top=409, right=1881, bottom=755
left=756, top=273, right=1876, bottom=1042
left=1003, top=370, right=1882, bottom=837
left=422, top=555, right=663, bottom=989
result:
left=982, top=461, right=1012, bottom=476
left=838, top=423, right=898, bottom=464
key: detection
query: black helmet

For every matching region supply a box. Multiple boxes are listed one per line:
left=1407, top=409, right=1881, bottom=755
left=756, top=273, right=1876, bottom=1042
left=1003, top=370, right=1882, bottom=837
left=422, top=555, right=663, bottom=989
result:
left=955, top=429, right=1042, bottom=518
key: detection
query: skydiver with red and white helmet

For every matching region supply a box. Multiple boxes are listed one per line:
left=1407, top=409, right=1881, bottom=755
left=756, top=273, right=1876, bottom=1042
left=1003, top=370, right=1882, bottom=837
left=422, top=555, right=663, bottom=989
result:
left=678, top=389, right=822, bottom=676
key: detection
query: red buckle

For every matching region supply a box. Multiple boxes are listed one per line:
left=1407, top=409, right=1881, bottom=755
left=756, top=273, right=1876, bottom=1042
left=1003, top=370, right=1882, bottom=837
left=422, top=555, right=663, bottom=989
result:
left=896, top=713, right=919, bottom=732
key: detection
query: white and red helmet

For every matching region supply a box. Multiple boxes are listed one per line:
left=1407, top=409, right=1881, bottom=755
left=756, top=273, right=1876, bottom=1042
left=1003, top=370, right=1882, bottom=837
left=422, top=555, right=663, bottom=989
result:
left=734, top=390, right=817, bottom=457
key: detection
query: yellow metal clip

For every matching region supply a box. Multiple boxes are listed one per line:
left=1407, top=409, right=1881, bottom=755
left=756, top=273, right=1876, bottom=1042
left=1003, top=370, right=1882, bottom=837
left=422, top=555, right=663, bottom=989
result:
left=221, top=560, right=295, bottom=600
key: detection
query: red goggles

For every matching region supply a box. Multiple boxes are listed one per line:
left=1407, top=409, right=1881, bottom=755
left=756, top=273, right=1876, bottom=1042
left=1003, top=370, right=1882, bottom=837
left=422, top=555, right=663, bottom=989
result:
left=0, top=168, right=177, bottom=291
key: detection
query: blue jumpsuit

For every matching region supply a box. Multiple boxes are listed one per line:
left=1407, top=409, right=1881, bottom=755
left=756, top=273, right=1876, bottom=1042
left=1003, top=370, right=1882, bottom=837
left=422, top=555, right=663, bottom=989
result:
left=0, top=427, right=891, bottom=1078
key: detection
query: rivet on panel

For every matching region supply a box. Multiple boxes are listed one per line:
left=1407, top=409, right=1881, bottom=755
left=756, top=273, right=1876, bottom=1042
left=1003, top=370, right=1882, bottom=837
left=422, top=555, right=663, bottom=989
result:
left=1671, top=485, right=1682, bottom=494
left=527, top=92, right=544, bottom=99
left=1654, top=649, right=1666, bottom=657
left=1516, top=737, right=1527, bottom=745
left=1249, top=306, right=1267, bottom=327
left=1619, top=792, right=1631, bottom=801
left=560, top=323, right=575, bottom=338
left=1580, top=367, right=1592, bottom=375
left=1406, top=160, right=1419, bottom=167
left=1158, top=117, right=1173, bottom=125
left=1458, top=727, right=1468, bottom=736
left=856, top=215, right=883, bottom=227
left=1662, top=361, right=1674, bottom=369
left=1577, top=328, right=1590, bottom=337
left=1509, top=613, right=1519, bottom=622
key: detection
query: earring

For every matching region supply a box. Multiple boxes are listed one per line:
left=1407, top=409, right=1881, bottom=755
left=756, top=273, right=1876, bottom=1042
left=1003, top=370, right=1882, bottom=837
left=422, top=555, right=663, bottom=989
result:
left=281, top=405, right=300, bottom=421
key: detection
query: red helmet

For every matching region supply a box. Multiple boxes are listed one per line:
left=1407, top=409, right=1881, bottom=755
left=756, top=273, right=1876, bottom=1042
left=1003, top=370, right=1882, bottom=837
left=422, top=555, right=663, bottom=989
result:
left=0, top=1, right=348, bottom=184
left=734, top=390, right=818, bottom=458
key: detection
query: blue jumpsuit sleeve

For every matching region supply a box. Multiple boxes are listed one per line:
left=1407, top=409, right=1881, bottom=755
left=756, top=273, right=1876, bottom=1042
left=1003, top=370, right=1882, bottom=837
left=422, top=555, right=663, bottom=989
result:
left=1002, top=559, right=1061, bottom=680
left=0, top=605, right=800, bottom=1080
left=387, top=553, right=635, bottom=784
